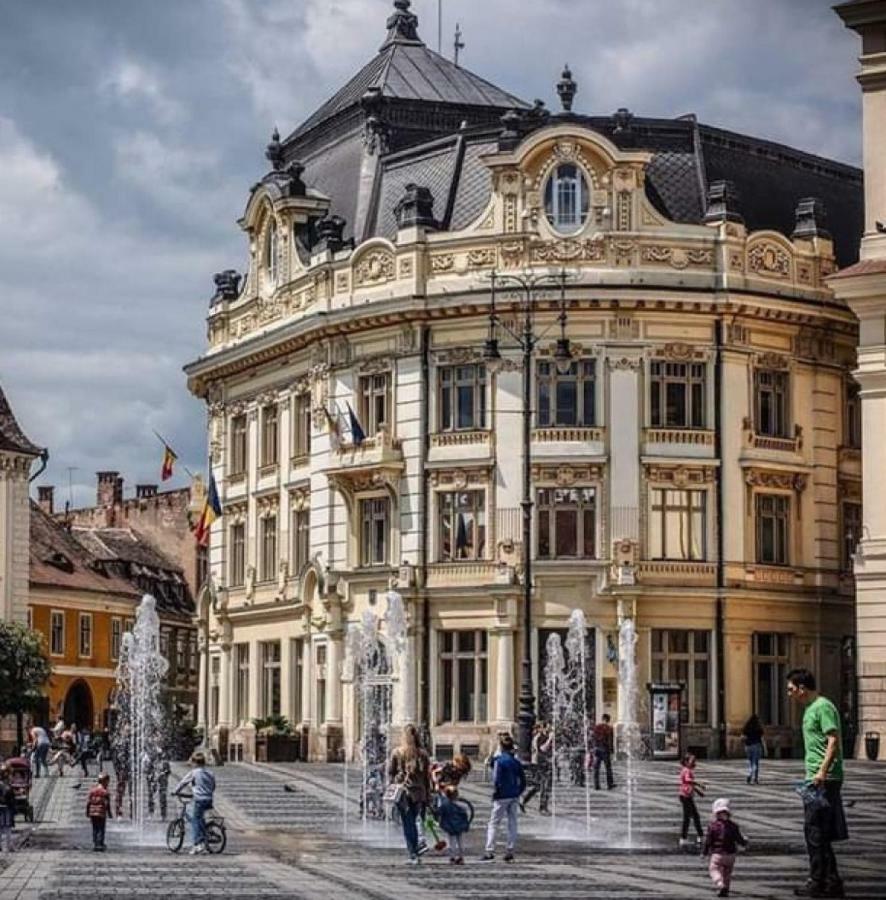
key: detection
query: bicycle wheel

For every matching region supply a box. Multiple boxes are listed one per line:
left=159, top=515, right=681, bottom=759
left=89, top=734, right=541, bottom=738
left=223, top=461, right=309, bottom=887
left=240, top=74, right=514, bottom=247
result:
left=205, top=821, right=227, bottom=854
left=166, top=818, right=185, bottom=853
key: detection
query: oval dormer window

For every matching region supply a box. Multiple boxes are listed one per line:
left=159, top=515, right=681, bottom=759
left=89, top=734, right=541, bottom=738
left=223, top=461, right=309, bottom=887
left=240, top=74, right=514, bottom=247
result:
left=544, top=163, right=589, bottom=234
left=265, top=221, right=279, bottom=287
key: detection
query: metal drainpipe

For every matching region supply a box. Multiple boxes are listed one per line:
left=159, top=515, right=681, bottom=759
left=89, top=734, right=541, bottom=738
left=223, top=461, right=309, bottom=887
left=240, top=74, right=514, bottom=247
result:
left=419, top=325, right=431, bottom=736
left=715, top=316, right=727, bottom=759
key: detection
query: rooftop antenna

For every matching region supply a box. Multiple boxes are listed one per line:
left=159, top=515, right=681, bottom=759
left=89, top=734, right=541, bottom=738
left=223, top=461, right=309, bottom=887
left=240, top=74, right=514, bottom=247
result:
left=454, top=22, right=464, bottom=67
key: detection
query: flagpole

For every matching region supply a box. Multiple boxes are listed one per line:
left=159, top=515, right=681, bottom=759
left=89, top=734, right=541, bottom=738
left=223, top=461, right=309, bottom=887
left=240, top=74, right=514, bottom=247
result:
left=151, top=429, right=195, bottom=478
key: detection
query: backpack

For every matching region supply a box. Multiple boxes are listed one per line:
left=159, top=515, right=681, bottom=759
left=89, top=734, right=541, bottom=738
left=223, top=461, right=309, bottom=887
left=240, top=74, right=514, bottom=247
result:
left=437, top=796, right=470, bottom=835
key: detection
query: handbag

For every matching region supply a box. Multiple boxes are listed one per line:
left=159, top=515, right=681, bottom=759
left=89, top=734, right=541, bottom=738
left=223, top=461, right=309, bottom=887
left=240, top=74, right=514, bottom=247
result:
left=383, top=782, right=406, bottom=806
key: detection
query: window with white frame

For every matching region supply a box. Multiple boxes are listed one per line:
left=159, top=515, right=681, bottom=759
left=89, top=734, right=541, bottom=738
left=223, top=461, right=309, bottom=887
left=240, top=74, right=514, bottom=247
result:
left=753, top=632, right=791, bottom=726
left=259, top=515, right=277, bottom=582
left=230, top=522, right=246, bottom=587
left=265, top=221, right=278, bottom=286
left=50, top=610, right=64, bottom=655
left=359, top=372, right=391, bottom=436
left=438, top=630, right=488, bottom=723
left=292, top=392, right=311, bottom=460
left=536, top=359, right=596, bottom=427
left=78, top=613, right=93, bottom=658
left=111, top=617, right=123, bottom=661
left=650, top=360, right=706, bottom=428
left=439, top=491, right=485, bottom=561
left=649, top=489, right=707, bottom=560
left=755, top=369, right=790, bottom=437
left=210, top=656, right=220, bottom=728
left=439, top=365, right=486, bottom=431
left=316, top=643, right=327, bottom=724
left=235, top=643, right=250, bottom=722
left=756, top=494, right=790, bottom=566
left=230, top=414, right=247, bottom=475
left=360, top=498, right=389, bottom=567
left=651, top=630, right=710, bottom=725
left=544, top=163, right=590, bottom=233
left=842, top=502, right=862, bottom=573
left=291, top=505, right=310, bottom=574
left=260, top=404, right=279, bottom=467
left=261, top=641, right=281, bottom=717
left=537, top=487, right=596, bottom=559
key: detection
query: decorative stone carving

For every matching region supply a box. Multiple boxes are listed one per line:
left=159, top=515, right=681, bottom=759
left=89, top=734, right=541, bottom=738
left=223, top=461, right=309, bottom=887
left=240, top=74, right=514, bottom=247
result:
left=645, top=464, right=714, bottom=486
left=642, top=246, right=714, bottom=269
left=744, top=468, right=807, bottom=492
left=467, top=247, right=496, bottom=268
left=428, top=466, right=491, bottom=487
left=399, top=257, right=413, bottom=278
left=553, top=140, right=578, bottom=161
left=747, top=241, right=791, bottom=279
left=335, top=272, right=350, bottom=292
left=531, top=463, right=603, bottom=484
left=755, top=352, right=790, bottom=370
left=616, top=191, right=632, bottom=231
left=611, top=239, right=635, bottom=266
left=430, top=253, right=454, bottom=273
left=354, top=248, right=395, bottom=286
left=434, top=347, right=483, bottom=364
left=606, top=356, right=643, bottom=371
left=397, top=323, right=417, bottom=352
left=499, top=240, right=525, bottom=268
left=290, top=488, right=310, bottom=510
left=357, top=354, right=392, bottom=374
left=609, top=316, right=639, bottom=340
left=530, top=238, right=604, bottom=263
left=657, top=342, right=708, bottom=362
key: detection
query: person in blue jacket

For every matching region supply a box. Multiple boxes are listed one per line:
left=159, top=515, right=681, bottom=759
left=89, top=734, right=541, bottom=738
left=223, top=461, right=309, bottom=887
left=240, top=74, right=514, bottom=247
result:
left=482, top=734, right=526, bottom=862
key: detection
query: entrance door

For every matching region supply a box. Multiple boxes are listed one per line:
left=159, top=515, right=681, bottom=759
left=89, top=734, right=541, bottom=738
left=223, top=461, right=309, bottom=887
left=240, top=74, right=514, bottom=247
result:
left=63, top=680, right=94, bottom=730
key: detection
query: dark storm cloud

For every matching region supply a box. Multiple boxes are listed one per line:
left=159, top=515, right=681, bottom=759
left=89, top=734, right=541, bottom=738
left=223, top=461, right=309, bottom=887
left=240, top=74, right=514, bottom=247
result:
left=0, top=0, right=862, bottom=507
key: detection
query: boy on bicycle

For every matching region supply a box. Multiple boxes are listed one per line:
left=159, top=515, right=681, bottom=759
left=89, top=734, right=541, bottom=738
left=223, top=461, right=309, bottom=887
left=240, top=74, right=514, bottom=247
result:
left=173, top=751, right=216, bottom=855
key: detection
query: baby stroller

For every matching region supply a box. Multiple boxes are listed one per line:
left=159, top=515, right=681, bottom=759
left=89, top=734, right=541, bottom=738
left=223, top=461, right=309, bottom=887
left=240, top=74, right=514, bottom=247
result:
left=6, top=757, right=34, bottom=823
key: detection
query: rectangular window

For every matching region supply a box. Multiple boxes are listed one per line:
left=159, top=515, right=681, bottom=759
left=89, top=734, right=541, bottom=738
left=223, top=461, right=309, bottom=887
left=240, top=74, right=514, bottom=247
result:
left=111, top=617, right=123, bottom=661
left=756, top=494, right=790, bottom=566
left=261, top=641, right=282, bottom=717
left=26, top=607, right=33, bottom=631
left=439, top=365, right=487, bottom=431
left=261, top=404, right=279, bottom=467
left=259, top=515, right=277, bottom=582
left=650, top=629, right=710, bottom=725
left=176, top=631, right=186, bottom=672
left=753, top=632, right=790, bottom=726
left=78, top=613, right=93, bottom=658
left=649, top=489, right=707, bottom=560
left=230, top=414, right=247, bottom=475
left=291, top=638, right=305, bottom=724
left=650, top=361, right=706, bottom=428
left=230, top=523, right=246, bottom=587
left=842, top=502, right=862, bottom=572
left=235, top=643, right=250, bottom=723
left=438, top=630, right=488, bottom=723
left=291, top=505, right=310, bottom=574
left=846, top=381, right=861, bottom=448
left=755, top=369, right=790, bottom=437
left=160, top=626, right=170, bottom=660
left=360, top=498, right=389, bottom=567
left=292, top=393, right=312, bottom=461
left=537, top=487, right=596, bottom=559
left=210, top=656, right=220, bottom=728
left=189, top=633, right=199, bottom=676
left=316, top=643, right=327, bottom=724
left=359, top=373, right=391, bottom=436
left=439, top=491, right=486, bottom=561
left=50, top=610, right=64, bottom=655
left=536, top=359, right=596, bottom=427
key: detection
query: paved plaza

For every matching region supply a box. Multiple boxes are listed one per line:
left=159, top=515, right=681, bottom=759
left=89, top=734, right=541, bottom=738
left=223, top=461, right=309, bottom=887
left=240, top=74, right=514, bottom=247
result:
left=0, top=759, right=883, bottom=899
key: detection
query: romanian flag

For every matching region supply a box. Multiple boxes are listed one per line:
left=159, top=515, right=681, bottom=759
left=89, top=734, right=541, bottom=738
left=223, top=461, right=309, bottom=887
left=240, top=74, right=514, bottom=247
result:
left=161, top=444, right=177, bottom=481
left=194, top=473, right=222, bottom=546
left=324, top=406, right=342, bottom=451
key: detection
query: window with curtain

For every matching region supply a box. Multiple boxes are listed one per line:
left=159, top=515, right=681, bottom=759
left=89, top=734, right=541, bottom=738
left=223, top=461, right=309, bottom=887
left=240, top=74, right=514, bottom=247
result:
left=359, top=373, right=391, bottom=436
left=261, top=404, right=279, bottom=467
left=230, top=523, right=246, bottom=587
left=537, top=487, right=596, bottom=559
left=292, top=392, right=312, bottom=460
left=360, top=498, right=389, bottom=567
left=439, top=491, right=485, bottom=561
left=649, top=489, right=706, bottom=560
left=230, top=414, right=247, bottom=474
left=259, top=515, right=277, bottom=582
left=292, top=506, right=310, bottom=574
left=437, top=630, right=488, bottom=723
left=544, top=164, right=590, bottom=233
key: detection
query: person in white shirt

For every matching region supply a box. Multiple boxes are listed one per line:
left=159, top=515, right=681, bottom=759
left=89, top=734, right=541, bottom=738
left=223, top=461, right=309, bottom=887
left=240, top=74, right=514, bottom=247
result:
left=173, top=752, right=216, bottom=855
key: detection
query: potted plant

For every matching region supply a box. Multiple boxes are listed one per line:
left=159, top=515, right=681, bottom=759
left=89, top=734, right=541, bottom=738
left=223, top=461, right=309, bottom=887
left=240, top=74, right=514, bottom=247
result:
left=252, top=716, right=300, bottom=761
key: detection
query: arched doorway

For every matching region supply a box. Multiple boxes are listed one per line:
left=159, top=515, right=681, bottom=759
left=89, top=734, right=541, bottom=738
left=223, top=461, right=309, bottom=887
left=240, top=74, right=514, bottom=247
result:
left=63, top=680, right=94, bottom=730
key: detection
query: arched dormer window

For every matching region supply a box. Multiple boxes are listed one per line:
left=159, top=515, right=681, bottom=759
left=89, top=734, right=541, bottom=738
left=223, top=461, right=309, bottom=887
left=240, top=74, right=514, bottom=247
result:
left=264, top=220, right=279, bottom=287
left=544, top=163, right=589, bottom=234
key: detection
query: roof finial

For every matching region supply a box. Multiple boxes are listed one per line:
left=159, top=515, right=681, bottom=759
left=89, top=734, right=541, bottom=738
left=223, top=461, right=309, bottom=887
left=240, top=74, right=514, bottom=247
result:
left=454, top=23, right=464, bottom=67
left=383, top=0, right=421, bottom=47
left=557, top=64, right=577, bottom=112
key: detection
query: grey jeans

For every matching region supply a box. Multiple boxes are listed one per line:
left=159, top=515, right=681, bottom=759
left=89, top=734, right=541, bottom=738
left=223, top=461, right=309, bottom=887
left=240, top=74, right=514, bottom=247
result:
left=485, top=798, right=519, bottom=852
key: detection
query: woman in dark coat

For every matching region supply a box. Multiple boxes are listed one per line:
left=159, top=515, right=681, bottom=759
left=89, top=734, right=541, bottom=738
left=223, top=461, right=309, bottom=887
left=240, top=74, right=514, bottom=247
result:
left=742, top=714, right=765, bottom=784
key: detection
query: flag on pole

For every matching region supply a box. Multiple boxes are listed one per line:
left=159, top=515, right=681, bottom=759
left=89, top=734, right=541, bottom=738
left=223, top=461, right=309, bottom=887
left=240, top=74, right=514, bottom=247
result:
left=347, top=403, right=366, bottom=446
left=160, top=444, right=178, bottom=481
left=323, top=406, right=342, bottom=451
left=194, top=473, right=222, bottom=546
left=455, top=512, right=469, bottom=557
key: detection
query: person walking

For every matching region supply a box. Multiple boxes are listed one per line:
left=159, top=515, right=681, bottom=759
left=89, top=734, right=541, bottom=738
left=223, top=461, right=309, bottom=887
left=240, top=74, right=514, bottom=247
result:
left=787, top=667, right=848, bottom=899
left=173, top=751, right=216, bottom=855
left=482, top=734, right=526, bottom=862
left=86, top=773, right=113, bottom=852
left=678, top=753, right=705, bottom=848
left=591, top=713, right=616, bottom=791
left=50, top=729, right=76, bottom=777
left=702, top=798, right=748, bottom=897
left=521, top=723, right=553, bottom=814
left=29, top=725, right=50, bottom=779
left=742, top=714, right=764, bottom=785
left=0, top=766, right=16, bottom=854
left=388, top=724, right=431, bottom=864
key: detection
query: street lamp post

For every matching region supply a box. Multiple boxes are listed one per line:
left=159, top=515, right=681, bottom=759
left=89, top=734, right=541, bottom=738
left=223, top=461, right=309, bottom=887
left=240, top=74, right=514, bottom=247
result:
left=483, top=269, right=573, bottom=760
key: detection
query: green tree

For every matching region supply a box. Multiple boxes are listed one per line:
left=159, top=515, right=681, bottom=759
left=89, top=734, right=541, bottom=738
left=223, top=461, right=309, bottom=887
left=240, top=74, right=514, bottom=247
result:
left=0, top=621, right=51, bottom=750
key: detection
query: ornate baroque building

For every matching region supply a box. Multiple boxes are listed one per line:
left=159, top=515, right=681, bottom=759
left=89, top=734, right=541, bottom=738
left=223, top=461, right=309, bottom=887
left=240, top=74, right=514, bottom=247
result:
left=186, top=1, right=864, bottom=761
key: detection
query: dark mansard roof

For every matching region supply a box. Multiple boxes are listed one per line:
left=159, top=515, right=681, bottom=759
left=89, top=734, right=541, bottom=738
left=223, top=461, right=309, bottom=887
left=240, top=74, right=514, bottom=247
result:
left=0, top=383, right=42, bottom=456
left=258, top=1, right=863, bottom=268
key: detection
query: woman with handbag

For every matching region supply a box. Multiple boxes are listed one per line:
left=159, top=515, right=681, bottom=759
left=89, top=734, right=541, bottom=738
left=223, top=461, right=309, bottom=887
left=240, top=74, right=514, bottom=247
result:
left=388, top=724, right=431, bottom=864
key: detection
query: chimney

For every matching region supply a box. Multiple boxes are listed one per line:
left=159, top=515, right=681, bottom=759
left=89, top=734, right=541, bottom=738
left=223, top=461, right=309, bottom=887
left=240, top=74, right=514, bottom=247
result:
left=37, top=485, right=54, bottom=516
left=136, top=484, right=158, bottom=500
left=96, top=471, right=119, bottom=507
left=114, top=476, right=124, bottom=505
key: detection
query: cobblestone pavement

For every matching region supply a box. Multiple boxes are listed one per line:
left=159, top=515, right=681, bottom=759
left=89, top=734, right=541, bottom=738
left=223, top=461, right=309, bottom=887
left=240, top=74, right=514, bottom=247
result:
left=1, top=759, right=883, bottom=898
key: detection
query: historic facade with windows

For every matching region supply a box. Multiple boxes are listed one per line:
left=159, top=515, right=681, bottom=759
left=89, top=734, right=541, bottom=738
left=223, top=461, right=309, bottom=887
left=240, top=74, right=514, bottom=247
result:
left=187, top=1, right=863, bottom=761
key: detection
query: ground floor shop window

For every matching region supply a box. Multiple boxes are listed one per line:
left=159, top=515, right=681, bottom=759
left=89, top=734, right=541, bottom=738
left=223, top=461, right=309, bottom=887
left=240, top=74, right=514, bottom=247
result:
left=261, top=641, right=281, bottom=717
left=651, top=629, right=710, bottom=725
left=437, top=630, right=487, bottom=723
left=753, top=632, right=790, bottom=726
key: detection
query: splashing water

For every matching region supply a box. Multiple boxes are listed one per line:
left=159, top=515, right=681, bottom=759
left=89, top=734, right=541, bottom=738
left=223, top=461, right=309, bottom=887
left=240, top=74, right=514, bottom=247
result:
left=112, top=595, right=169, bottom=841
left=618, top=615, right=640, bottom=848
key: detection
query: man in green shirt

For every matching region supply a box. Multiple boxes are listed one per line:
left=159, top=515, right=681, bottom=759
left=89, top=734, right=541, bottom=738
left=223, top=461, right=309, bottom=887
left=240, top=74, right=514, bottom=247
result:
left=787, top=667, right=848, bottom=898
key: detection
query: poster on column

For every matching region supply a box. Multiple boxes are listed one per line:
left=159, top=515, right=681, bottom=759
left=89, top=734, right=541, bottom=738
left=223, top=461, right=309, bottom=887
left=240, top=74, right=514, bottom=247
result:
left=648, top=682, right=682, bottom=760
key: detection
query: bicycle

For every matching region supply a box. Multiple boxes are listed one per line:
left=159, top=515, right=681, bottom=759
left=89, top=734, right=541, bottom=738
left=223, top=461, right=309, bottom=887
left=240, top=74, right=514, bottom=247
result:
left=166, top=794, right=226, bottom=854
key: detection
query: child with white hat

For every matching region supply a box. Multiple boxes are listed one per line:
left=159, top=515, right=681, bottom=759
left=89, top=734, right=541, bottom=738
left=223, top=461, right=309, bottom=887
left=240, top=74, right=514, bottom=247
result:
left=702, top=798, right=749, bottom=897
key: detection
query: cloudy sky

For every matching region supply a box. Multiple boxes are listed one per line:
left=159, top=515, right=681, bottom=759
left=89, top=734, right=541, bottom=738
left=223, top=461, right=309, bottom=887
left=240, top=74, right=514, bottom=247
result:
left=0, top=0, right=862, bottom=508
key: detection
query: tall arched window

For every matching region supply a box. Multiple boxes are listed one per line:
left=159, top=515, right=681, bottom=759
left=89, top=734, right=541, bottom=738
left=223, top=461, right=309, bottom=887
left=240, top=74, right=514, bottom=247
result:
left=544, top=164, right=589, bottom=234
left=265, top=220, right=279, bottom=286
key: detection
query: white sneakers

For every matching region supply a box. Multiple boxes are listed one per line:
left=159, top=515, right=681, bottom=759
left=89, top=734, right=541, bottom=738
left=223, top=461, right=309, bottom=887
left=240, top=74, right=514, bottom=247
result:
left=189, top=843, right=206, bottom=855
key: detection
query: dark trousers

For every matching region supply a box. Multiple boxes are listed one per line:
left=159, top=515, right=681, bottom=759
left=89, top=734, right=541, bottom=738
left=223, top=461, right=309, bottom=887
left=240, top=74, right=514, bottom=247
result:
left=522, top=763, right=551, bottom=811
left=399, top=798, right=421, bottom=858
left=593, top=749, right=614, bottom=790
left=680, top=795, right=702, bottom=838
left=147, top=780, right=168, bottom=819
left=804, top=782, right=845, bottom=889
left=91, top=816, right=106, bottom=848
left=33, top=743, right=50, bottom=778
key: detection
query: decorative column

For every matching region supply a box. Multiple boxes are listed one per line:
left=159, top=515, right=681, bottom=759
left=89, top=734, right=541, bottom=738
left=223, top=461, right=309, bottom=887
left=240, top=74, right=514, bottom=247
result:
left=494, top=628, right=515, bottom=726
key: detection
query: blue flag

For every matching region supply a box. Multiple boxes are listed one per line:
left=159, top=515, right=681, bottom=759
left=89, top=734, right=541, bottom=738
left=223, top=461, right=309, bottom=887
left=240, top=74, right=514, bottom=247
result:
left=347, top=403, right=366, bottom=446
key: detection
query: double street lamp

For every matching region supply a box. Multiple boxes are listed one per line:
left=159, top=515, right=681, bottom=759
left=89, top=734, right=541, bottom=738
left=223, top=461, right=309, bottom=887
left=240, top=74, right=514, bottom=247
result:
left=482, top=268, right=574, bottom=760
